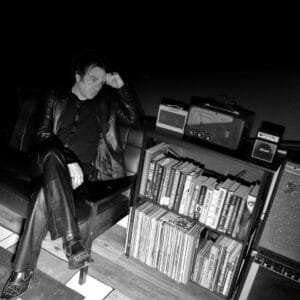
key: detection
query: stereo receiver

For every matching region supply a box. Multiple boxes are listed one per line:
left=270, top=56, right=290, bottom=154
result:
left=184, top=97, right=255, bottom=150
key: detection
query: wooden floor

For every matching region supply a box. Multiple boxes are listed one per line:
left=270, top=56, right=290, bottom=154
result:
left=2, top=223, right=222, bottom=300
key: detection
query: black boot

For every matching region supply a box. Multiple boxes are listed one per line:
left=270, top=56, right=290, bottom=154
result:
left=63, top=234, right=91, bottom=270
left=1, top=270, right=33, bottom=299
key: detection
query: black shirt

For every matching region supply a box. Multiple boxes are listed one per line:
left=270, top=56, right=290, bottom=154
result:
left=57, top=92, right=101, bottom=166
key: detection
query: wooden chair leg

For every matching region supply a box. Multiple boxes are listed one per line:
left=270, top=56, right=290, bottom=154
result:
left=79, top=266, right=88, bottom=284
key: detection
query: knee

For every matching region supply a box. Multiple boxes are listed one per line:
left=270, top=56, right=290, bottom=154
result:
left=37, top=146, right=65, bottom=165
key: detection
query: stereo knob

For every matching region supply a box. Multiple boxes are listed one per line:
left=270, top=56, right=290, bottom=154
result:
left=197, top=132, right=204, bottom=138
left=206, top=135, right=212, bottom=141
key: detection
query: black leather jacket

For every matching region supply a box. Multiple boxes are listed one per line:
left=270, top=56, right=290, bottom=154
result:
left=35, top=83, right=144, bottom=179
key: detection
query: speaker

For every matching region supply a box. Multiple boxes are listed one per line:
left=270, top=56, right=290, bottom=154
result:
left=256, top=160, right=300, bottom=264
left=236, top=254, right=300, bottom=300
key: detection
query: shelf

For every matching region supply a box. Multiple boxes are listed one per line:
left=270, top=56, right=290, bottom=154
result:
left=126, top=124, right=284, bottom=300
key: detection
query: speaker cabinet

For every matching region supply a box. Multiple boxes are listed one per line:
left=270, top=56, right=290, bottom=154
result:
left=256, top=160, right=300, bottom=264
left=236, top=160, right=300, bottom=299
left=236, top=254, right=300, bottom=300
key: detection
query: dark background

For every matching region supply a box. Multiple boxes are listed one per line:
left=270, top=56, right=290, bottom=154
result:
left=1, top=7, right=299, bottom=142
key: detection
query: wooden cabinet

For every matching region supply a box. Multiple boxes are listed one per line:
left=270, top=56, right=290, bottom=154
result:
left=125, top=126, right=284, bottom=299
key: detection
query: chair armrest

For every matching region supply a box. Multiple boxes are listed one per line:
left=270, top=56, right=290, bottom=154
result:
left=79, top=175, right=137, bottom=207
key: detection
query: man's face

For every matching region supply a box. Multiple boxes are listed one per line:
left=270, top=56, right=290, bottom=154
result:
left=75, top=66, right=106, bottom=100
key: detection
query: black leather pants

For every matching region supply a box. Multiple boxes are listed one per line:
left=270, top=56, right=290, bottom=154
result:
left=13, top=146, right=80, bottom=272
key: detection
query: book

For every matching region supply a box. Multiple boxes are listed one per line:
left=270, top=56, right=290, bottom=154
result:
left=188, top=175, right=208, bottom=219
left=131, top=202, right=155, bottom=259
left=139, top=143, right=169, bottom=196
left=151, top=156, right=170, bottom=201
left=235, top=183, right=260, bottom=240
left=168, top=161, right=189, bottom=209
left=137, top=203, right=160, bottom=263
left=180, top=224, right=203, bottom=284
left=153, top=157, right=175, bottom=202
left=205, top=181, right=223, bottom=228
left=199, top=177, right=218, bottom=224
left=210, top=178, right=235, bottom=229
left=191, top=238, right=207, bottom=282
left=145, top=152, right=167, bottom=199
left=226, top=184, right=250, bottom=235
left=223, top=194, right=240, bottom=234
left=210, top=236, right=228, bottom=291
left=202, top=235, right=223, bottom=289
left=178, top=166, right=203, bottom=216
left=173, top=163, right=197, bottom=212
left=158, top=158, right=179, bottom=206
left=193, top=176, right=210, bottom=220
left=197, top=240, right=214, bottom=286
left=145, top=207, right=167, bottom=267
left=221, top=242, right=242, bottom=296
left=217, top=181, right=241, bottom=232
left=183, top=171, right=204, bottom=217
left=152, top=209, right=169, bottom=268
left=165, top=160, right=184, bottom=208
left=199, top=240, right=214, bottom=287
left=231, top=184, right=252, bottom=238
left=215, top=238, right=239, bottom=294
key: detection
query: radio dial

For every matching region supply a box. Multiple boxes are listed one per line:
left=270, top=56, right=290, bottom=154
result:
left=197, top=132, right=204, bottom=138
left=206, top=135, right=212, bottom=141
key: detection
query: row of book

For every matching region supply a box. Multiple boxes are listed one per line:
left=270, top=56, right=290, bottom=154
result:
left=191, top=235, right=242, bottom=296
left=139, top=142, right=260, bottom=240
left=129, top=201, right=204, bottom=284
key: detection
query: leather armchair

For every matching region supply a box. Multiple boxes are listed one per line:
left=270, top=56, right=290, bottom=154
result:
left=0, top=90, right=145, bottom=284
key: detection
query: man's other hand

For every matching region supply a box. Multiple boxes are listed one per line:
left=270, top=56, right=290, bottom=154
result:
left=105, top=72, right=124, bottom=89
left=68, top=162, right=84, bottom=189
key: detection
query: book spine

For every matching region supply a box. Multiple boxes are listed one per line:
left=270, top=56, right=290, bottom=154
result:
left=178, top=174, right=193, bottom=215
left=159, top=164, right=173, bottom=206
left=188, top=183, right=200, bottom=218
left=205, top=188, right=220, bottom=227
left=210, top=188, right=226, bottom=229
left=165, top=165, right=177, bottom=206
left=222, top=252, right=241, bottom=296
left=227, top=196, right=242, bottom=235
left=194, top=185, right=207, bottom=220
left=232, top=197, right=247, bottom=238
left=217, top=193, right=234, bottom=232
left=156, top=165, right=167, bottom=204
left=199, top=188, right=214, bottom=224
left=215, top=246, right=230, bottom=293
left=173, top=174, right=187, bottom=212
left=168, top=168, right=182, bottom=209
left=152, top=164, right=164, bottom=201
left=145, top=160, right=156, bottom=198
left=183, top=180, right=196, bottom=216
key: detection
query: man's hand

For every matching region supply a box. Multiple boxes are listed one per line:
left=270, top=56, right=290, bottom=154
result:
left=67, top=162, right=84, bottom=189
left=105, top=72, right=124, bottom=89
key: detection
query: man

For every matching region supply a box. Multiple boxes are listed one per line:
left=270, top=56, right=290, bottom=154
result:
left=1, top=50, right=144, bottom=299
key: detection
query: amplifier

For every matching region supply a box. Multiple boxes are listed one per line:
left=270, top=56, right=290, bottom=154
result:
left=156, top=98, right=189, bottom=134
left=184, top=97, right=254, bottom=150
left=236, top=253, right=300, bottom=300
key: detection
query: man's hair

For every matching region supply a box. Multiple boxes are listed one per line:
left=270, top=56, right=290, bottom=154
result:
left=71, top=49, right=107, bottom=77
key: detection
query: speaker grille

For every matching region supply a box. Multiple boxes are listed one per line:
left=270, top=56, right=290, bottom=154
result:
left=258, top=161, right=300, bottom=263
